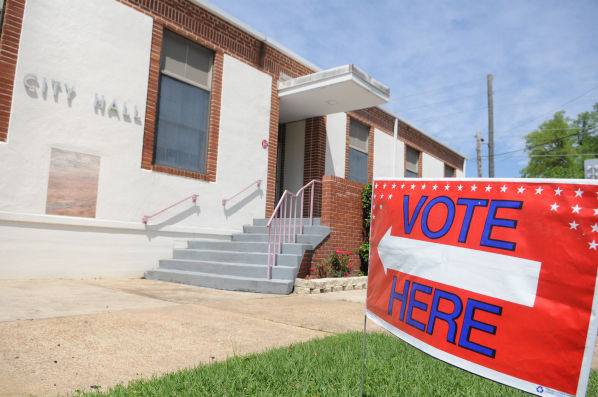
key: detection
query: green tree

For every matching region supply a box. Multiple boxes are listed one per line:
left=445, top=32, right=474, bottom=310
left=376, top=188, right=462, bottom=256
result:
left=520, top=103, right=598, bottom=178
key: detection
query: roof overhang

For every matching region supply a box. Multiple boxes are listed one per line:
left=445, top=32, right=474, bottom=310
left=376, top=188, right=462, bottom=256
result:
left=278, top=65, right=390, bottom=124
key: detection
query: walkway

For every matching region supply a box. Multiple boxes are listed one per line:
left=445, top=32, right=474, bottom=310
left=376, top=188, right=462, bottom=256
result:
left=0, top=279, right=377, bottom=396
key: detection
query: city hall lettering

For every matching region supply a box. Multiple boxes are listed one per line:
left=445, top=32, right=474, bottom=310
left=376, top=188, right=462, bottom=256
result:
left=23, top=73, right=141, bottom=123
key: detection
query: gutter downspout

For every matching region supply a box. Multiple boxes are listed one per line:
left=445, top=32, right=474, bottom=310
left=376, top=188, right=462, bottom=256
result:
left=392, top=118, right=398, bottom=177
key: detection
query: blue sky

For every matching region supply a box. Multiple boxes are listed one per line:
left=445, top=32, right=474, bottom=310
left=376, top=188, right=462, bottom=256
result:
left=211, top=0, right=598, bottom=177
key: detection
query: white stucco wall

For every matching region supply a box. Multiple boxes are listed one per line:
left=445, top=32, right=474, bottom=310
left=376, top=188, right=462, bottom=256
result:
left=373, top=129, right=405, bottom=178
left=0, top=0, right=273, bottom=278
left=283, top=120, right=305, bottom=193
left=324, top=112, right=346, bottom=177
left=422, top=153, right=445, bottom=178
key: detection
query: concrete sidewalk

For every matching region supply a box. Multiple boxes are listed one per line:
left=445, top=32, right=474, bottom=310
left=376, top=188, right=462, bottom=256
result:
left=1, top=279, right=597, bottom=396
left=0, top=279, right=377, bottom=396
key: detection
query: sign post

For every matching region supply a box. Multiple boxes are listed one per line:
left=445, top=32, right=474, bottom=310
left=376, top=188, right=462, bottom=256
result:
left=366, top=178, right=598, bottom=396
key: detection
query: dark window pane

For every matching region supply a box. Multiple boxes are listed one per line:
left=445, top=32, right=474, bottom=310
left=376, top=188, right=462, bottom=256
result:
left=155, top=74, right=210, bottom=173
left=444, top=164, right=455, bottom=177
left=405, top=170, right=419, bottom=178
left=348, top=148, right=368, bottom=184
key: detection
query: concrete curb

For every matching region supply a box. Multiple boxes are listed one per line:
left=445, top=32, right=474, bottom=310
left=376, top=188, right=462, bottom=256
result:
left=294, top=276, right=368, bottom=294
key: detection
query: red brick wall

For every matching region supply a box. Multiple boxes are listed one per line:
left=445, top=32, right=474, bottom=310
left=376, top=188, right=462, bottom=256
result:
left=349, top=108, right=464, bottom=172
left=0, top=0, right=25, bottom=142
left=297, top=175, right=365, bottom=278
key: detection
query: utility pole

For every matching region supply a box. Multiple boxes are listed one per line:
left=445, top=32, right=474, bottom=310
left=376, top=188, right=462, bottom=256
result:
left=476, top=130, right=483, bottom=177
left=487, top=74, right=494, bottom=177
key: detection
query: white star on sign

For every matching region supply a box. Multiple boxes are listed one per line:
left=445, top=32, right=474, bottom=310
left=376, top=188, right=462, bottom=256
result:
left=375, top=184, right=378, bottom=189
left=572, top=205, right=581, bottom=214
left=594, top=208, right=598, bottom=216
left=550, top=203, right=559, bottom=211
left=372, top=214, right=375, bottom=219
left=589, top=241, right=598, bottom=250
left=388, top=194, right=393, bottom=200
left=500, top=185, right=507, bottom=192
left=485, top=185, right=492, bottom=192
left=458, top=185, right=463, bottom=191
left=518, top=186, right=525, bottom=194
left=432, top=184, right=438, bottom=190
left=444, top=184, right=450, bottom=191
left=373, top=194, right=376, bottom=199
left=380, top=194, right=384, bottom=199
left=592, top=223, right=598, bottom=233
left=410, top=184, right=416, bottom=190
left=570, top=220, right=579, bottom=230
left=554, top=187, right=563, bottom=196
left=421, top=184, right=426, bottom=189
left=575, top=188, right=583, bottom=197
left=392, top=184, right=396, bottom=189
left=471, top=185, right=477, bottom=192
left=401, top=184, right=405, bottom=189
left=383, top=184, right=387, bottom=189
left=535, top=187, right=544, bottom=195
left=379, top=204, right=383, bottom=209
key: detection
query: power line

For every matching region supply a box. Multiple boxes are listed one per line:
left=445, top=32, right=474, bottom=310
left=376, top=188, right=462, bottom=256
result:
left=497, top=85, right=598, bottom=136
left=530, top=153, right=598, bottom=158
left=481, top=130, right=589, bottom=159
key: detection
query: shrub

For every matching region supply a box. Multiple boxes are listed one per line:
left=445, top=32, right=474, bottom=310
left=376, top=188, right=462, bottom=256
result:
left=360, top=183, right=372, bottom=274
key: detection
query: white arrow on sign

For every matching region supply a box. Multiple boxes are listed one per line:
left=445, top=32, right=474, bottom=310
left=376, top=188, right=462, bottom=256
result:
left=376, top=227, right=542, bottom=307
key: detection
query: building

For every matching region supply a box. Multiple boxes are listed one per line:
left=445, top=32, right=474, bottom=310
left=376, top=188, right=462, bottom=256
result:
left=0, top=0, right=465, bottom=292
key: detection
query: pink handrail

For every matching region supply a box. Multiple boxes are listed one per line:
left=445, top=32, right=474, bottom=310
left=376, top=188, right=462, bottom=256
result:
left=142, top=194, right=198, bottom=224
left=266, top=180, right=321, bottom=279
left=222, top=179, right=262, bottom=206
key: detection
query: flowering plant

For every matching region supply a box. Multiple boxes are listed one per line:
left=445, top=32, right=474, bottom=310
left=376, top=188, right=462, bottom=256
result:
left=309, top=262, right=329, bottom=279
left=326, top=249, right=353, bottom=278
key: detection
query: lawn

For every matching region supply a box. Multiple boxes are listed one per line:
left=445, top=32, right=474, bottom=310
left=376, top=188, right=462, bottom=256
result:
left=82, top=331, right=598, bottom=396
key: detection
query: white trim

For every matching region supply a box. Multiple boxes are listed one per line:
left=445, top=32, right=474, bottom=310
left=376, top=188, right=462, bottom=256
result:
left=0, top=211, right=236, bottom=236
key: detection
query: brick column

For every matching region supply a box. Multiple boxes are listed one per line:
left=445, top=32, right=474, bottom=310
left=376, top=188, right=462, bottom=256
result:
left=303, top=116, right=326, bottom=217
left=0, top=0, right=26, bottom=142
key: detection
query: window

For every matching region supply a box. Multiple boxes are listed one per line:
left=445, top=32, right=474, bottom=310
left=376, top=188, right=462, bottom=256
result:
left=405, top=146, right=420, bottom=178
left=154, top=30, right=214, bottom=174
left=348, top=119, right=369, bottom=184
left=444, top=164, right=456, bottom=177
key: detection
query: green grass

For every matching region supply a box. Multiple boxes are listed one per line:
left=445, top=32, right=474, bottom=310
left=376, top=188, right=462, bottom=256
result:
left=81, top=332, right=598, bottom=396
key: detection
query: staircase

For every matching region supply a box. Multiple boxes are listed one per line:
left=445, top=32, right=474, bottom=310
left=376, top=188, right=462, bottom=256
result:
left=145, top=218, right=329, bottom=294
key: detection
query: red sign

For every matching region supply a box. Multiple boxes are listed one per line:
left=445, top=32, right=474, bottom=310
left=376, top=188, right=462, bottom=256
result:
left=366, top=178, right=598, bottom=396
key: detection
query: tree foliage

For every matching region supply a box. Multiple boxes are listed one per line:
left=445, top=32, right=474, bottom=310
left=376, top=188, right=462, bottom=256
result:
left=520, top=103, right=598, bottom=178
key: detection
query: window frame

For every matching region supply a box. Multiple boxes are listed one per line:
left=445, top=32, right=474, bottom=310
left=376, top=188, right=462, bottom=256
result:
left=140, top=23, right=223, bottom=182
left=405, top=145, right=421, bottom=178
left=347, top=118, right=370, bottom=184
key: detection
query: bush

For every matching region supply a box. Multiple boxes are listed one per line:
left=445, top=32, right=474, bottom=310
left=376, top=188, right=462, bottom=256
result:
left=309, top=250, right=356, bottom=278
left=360, top=183, right=372, bottom=274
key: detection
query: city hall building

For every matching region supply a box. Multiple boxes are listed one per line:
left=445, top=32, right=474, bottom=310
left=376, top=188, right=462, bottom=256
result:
left=0, top=0, right=465, bottom=293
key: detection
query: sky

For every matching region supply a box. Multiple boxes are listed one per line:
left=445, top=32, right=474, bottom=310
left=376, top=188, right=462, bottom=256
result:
left=210, top=0, right=598, bottom=178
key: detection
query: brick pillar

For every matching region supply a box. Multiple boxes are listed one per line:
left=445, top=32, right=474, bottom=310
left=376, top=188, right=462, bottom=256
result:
left=0, top=0, right=26, bottom=142
left=303, top=116, right=326, bottom=217
left=297, top=175, right=366, bottom=278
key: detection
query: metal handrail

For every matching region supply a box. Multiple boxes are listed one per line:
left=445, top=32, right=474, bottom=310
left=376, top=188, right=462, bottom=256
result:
left=142, top=194, right=198, bottom=224
left=222, top=179, right=262, bottom=206
left=266, top=180, right=321, bottom=279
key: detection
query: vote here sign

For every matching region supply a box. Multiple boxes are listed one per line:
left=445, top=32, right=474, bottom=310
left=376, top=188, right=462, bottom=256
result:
left=366, top=178, right=598, bottom=396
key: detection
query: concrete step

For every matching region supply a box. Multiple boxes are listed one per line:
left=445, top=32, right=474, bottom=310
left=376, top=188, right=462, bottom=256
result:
left=158, top=259, right=298, bottom=280
left=145, top=268, right=294, bottom=294
left=172, top=249, right=302, bottom=267
left=242, top=224, right=330, bottom=235
left=252, top=218, right=321, bottom=226
left=187, top=240, right=310, bottom=255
